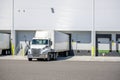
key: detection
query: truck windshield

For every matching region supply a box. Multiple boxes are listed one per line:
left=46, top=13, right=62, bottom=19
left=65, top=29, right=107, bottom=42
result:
left=32, top=39, right=48, bottom=45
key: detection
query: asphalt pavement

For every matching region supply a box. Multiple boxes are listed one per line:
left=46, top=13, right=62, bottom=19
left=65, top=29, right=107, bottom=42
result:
left=0, top=60, right=120, bottom=80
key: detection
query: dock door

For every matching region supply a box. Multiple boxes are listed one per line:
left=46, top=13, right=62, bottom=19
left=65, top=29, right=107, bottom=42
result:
left=116, top=34, right=120, bottom=56
left=96, top=34, right=112, bottom=56
left=71, top=32, right=91, bottom=56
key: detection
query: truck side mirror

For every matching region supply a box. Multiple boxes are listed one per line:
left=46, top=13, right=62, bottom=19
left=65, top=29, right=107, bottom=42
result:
left=50, top=41, right=52, bottom=46
left=29, top=41, right=30, bottom=45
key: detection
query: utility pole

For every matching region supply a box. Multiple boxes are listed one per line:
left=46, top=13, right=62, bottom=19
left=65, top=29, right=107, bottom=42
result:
left=11, top=0, right=15, bottom=56
left=91, top=0, right=96, bottom=57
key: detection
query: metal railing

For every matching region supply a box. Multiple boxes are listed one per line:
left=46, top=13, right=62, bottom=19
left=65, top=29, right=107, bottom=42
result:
left=16, top=43, right=20, bottom=55
left=16, top=43, right=30, bottom=56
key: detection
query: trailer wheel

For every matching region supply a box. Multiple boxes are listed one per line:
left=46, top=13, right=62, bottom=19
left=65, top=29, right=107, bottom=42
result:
left=28, top=58, right=32, bottom=61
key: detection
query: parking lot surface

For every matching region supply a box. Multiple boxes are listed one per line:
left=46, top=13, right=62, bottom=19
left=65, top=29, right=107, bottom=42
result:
left=0, top=60, right=120, bottom=80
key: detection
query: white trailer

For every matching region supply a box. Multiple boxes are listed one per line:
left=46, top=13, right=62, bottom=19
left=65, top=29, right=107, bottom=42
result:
left=27, top=30, right=69, bottom=61
left=0, top=33, right=10, bottom=55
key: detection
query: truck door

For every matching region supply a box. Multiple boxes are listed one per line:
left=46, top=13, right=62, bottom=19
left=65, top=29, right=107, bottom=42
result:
left=96, top=34, right=111, bottom=56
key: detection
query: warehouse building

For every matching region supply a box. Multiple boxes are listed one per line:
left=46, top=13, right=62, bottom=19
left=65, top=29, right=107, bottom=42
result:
left=0, top=0, right=120, bottom=56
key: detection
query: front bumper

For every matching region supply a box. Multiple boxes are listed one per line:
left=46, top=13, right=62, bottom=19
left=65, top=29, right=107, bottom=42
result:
left=27, top=54, right=48, bottom=59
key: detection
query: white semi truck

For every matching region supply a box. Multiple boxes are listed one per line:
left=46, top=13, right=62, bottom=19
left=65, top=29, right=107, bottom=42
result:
left=0, top=33, right=10, bottom=55
left=27, top=30, right=69, bottom=61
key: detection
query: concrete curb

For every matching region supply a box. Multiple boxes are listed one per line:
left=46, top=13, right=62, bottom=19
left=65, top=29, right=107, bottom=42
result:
left=0, top=56, right=120, bottom=62
left=59, top=56, right=120, bottom=62
left=0, top=56, right=27, bottom=60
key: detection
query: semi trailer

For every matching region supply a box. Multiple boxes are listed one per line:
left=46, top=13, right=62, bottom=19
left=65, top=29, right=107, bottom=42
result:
left=27, top=30, right=69, bottom=61
left=0, top=33, right=10, bottom=55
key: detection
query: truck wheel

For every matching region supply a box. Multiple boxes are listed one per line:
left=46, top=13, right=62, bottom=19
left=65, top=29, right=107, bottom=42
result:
left=0, top=50, right=2, bottom=55
left=28, top=58, right=32, bottom=61
left=65, top=51, right=68, bottom=57
left=54, top=53, right=57, bottom=60
left=47, top=54, right=50, bottom=61
left=37, top=58, right=41, bottom=61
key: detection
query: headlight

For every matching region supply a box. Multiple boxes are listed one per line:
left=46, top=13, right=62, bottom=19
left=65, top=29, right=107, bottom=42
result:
left=28, top=49, right=32, bottom=54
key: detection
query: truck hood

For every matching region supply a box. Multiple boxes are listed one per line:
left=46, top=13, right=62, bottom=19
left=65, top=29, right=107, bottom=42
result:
left=30, top=45, right=47, bottom=49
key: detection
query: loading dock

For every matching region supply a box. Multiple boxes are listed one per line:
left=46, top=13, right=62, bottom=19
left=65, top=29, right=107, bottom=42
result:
left=70, top=31, right=91, bottom=56
left=116, top=34, right=120, bottom=56
left=96, top=34, right=112, bottom=56
left=116, top=34, right=120, bottom=53
left=0, top=31, right=11, bottom=55
left=16, top=31, right=35, bottom=56
left=0, top=0, right=120, bottom=58
left=96, top=33, right=120, bottom=56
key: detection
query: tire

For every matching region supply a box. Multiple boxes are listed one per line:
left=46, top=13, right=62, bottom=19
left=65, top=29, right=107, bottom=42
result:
left=28, top=58, right=32, bottom=61
left=53, top=53, right=57, bottom=60
left=2, top=50, right=5, bottom=55
left=65, top=51, right=68, bottom=57
left=37, top=58, right=41, bottom=61
left=0, top=50, right=2, bottom=55
left=47, top=53, right=50, bottom=61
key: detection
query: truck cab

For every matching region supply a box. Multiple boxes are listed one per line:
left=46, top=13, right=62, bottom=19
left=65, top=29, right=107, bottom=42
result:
left=27, top=38, right=54, bottom=61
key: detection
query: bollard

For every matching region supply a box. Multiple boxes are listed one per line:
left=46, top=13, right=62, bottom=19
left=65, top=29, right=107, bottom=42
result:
left=0, top=49, right=2, bottom=55
left=102, top=53, right=105, bottom=56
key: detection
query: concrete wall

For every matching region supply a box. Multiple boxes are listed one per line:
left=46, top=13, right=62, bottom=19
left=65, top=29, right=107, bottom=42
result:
left=14, top=0, right=54, bottom=30
left=14, top=0, right=93, bottom=30
left=53, top=0, right=93, bottom=30
left=0, top=0, right=120, bottom=31
left=0, top=0, right=12, bottom=30
left=95, top=0, right=120, bottom=31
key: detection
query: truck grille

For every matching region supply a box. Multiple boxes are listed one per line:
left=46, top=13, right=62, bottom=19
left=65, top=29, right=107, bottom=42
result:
left=32, top=49, right=41, bottom=57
